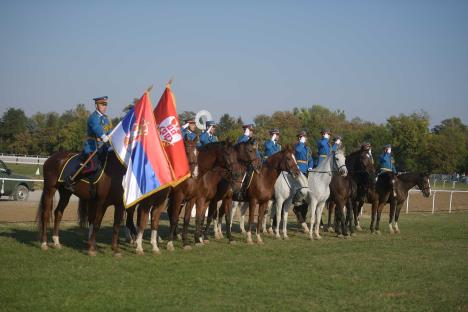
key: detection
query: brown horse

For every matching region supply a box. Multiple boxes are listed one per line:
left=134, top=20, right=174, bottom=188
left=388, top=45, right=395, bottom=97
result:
left=242, top=147, right=300, bottom=244
left=37, top=151, right=126, bottom=256
left=329, top=175, right=356, bottom=237
left=371, top=172, right=431, bottom=234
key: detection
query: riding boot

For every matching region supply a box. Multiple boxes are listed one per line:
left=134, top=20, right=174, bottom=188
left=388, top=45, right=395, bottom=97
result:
left=63, top=176, right=75, bottom=192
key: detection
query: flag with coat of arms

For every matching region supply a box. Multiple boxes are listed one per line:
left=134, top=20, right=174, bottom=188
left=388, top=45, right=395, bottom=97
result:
left=154, top=82, right=190, bottom=182
left=109, top=91, right=175, bottom=208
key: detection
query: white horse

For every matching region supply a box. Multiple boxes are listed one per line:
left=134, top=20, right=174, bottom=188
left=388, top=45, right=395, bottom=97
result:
left=303, top=148, right=347, bottom=240
left=229, top=171, right=308, bottom=237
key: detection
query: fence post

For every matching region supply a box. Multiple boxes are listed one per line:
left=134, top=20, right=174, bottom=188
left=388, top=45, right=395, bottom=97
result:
left=449, top=191, right=454, bottom=214
left=432, top=191, right=436, bottom=214
left=433, top=179, right=437, bottom=189
left=405, top=192, right=410, bottom=214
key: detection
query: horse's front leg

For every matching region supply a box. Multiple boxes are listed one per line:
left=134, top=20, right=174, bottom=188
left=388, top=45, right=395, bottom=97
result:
left=256, top=201, right=268, bottom=244
left=135, top=204, right=150, bottom=255
left=51, top=189, right=71, bottom=249
left=314, top=201, right=326, bottom=240
left=150, top=205, right=164, bottom=255
left=274, top=200, right=283, bottom=239
left=39, top=187, right=56, bottom=250
left=111, top=202, right=124, bottom=257
left=308, top=198, right=318, bottom=240
left=87, top=200, right=105, bottom=256
left=388, top=198, right=397, bottom=234
left=246, top=199, right=257, bottom=245
left=282, top=201, right=291, bottom=240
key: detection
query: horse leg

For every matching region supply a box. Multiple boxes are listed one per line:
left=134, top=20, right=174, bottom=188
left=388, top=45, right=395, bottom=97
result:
left=388, top=198, right=397, bottom=234
left=203, top=200, right=216, bottom=242
left=194, top=197, right=206, bottom=246
left=229, top=201, right=238, bottom=233
left=274, top=199, right=283, bottom=239
left=167, top=191, right=184, bottom=251
left=240, top=202, right=248, bottom=234
left=111, top=202, right=124, bottom=257
left=347, top=198, right=355, bottom=236
left=370, top=199, right=377, bottom=233
left=256, top=202, right=268, bottom=244
left=39, top=187, right=56, bottom=250
left=87, top=200, right=105, bottom=256
left=354, top=200, right=364, bottom=231
left=282, top=201, right=291, bottom=240
left=134, top=203, right=150, bottom=255
left=51, top=189, right=71, bottom=249
left=223, top=198, right=235, bottom=243
left=246, top=198, right=257, bottom=245
left=314, top=201, right=326, bottom=240
left=182, top=199, right=194, bottom=249
left=375, top=201, right=386, bottom=235
left=308, top=198, right=318, bottom=240
left=327, top=201, right=335, bottom=233
left=150, top=205, right=164, bottom=255
left=125, top=207, right=137, bottom=244
left=394, top=202, right=403, bottom=234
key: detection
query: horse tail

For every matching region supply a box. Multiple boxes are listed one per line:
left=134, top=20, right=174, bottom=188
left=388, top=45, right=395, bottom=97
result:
left=77, top=198, right=89, bottom=228
left=35, top=191, right=47, bottom=237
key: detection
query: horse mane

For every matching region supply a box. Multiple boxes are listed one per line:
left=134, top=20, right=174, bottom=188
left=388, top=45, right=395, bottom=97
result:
left=197, top=141, right=229, bottom=152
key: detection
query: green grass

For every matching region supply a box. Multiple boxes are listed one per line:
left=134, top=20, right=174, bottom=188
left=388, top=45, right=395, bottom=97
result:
left=4, top=163, right=42, bottom=178
left=0, top=213, right=467, bottom=312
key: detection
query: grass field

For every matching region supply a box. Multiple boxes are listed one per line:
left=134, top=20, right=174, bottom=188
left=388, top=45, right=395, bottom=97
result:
left=0, top=213, right=467, bottom=311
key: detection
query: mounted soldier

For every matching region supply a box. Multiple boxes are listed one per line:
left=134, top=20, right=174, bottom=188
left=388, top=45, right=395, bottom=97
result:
left=181, top=116, right=197, bottom=142
left=379, top=144, right=397, bottom=175
left=294, top=130, right=313, bottom=176
left=263, top=128, right=281, bottom=161
left=317, top=128, right=331, bottom=166
left=64, top=96, right=113, bottom=191
left=331, top=135, right=342, bottom=152
left=237, top=124, right=255, bottom=143
left=198, top=120, right=218, bottom=147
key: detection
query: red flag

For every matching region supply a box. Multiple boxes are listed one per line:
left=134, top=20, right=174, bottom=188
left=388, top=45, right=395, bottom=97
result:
left=154, top=84, right=190, bottom=183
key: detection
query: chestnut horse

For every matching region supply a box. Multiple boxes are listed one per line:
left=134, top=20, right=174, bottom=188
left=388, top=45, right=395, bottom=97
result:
left=37, top=151, right=126, bottom=256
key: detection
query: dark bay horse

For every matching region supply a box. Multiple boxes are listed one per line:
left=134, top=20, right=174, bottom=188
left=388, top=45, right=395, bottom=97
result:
left=244, top=147, right=300, bottom=244
left=329, top=175, right=356, bottom=237
left=37, top=151, right=126, bottom=256
left=371, top=172, right=431, bottom=234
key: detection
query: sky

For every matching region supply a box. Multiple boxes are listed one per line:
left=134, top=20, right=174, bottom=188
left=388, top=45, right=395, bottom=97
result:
left=0, top=0, right=467, bottom=126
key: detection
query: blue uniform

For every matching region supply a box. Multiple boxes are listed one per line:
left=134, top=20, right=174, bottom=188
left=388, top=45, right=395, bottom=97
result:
left=264, top=140, right=281, bottom=158
left=182, top=128, right=197, bottom=142
left=295, top=142, right=313, bottom=175
left=237, top=134, right=251, bottom=144
left=331, top=143, right=339, bottom=152
left=83, top=111, right=112, bottom=155
left=379, top=152, right=397, bottom=174
left=198, top=131, right=218, bottom=147
left=316, top=137, right=331, bottom=166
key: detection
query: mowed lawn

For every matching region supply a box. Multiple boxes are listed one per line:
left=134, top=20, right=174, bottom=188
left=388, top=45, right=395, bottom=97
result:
left=0, top=213, right=467, bottom=312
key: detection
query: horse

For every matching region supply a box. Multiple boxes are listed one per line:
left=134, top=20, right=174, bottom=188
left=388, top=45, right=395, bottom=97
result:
left=37, top=151, right=126, bottom=256
left=344, top=147, right=377, bottom=231
left=371, top=172, right=431, bottom=234
left=302, top=148, right=347, bottom=240
left=167, top=139, right=257, bottom=248
left=329, top=174, right=356, bottom=237
left=239, top=146, right=300, bottom=244
left=268, top=171, right=309, bottom=239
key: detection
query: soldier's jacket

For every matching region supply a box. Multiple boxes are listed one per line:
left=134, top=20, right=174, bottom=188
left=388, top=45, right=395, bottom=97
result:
left=295, top=142, right=313, bottom=175
left=379, top=152, right=397, bottom=173
left=263, top=140, right=281, bottom=158
left=198, top=131, right=218, bottom=147
left=83, top=110, right=112, bottom=155
left=182, top=128, right=197, bottom=142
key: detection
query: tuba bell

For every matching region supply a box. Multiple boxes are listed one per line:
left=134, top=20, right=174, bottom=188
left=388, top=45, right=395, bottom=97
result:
left=195, top=110, right=213, bottom=130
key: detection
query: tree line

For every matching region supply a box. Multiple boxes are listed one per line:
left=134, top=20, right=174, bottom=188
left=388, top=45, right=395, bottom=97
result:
left=1, top=104, right=467, bottom=174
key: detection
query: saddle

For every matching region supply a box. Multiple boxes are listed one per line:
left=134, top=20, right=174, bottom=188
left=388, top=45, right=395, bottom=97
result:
left=232, top=165, right=255, bottom=202
left=58, top=153, right=107, bottom=185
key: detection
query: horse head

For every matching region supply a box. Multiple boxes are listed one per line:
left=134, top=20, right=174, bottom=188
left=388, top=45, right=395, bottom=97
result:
left=417, top=172, right=431, bottom=198
left=332, top=147, right=348, bottom=176
left=277, top=145, right=300, bottom=177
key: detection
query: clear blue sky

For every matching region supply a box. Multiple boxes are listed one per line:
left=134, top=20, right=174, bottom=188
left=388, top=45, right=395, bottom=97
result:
left=1, top=0, right=467, bottom=126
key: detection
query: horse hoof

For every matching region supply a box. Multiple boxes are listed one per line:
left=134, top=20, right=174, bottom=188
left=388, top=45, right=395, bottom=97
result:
left=376, top=231, right=381, bottom=236
left=152, top=249, right=161, bottom=256
left=395, top=229, right=400, bottom=234
left=275, top=235, right=281, bottom=240
left=246, top=238, right=254, bottom=245
left=52, top=243, right=62, bottom=250
left=214, top=235, right=221, bottom=241
left=195, top=242, right=204, bottom=248
left=328, top=227, right=335, bottom=233
left=88, top=250, right=97, bottom=257
left=177, top=234, right=182, bottom=241
left=350, top=232, right=357, bottom=237
left=315, top=235, right=322, bottom=240
left=283, top=235, right=289, bottom=240
left=183, top=245, right=192, bottom=251
left=257, top=240, right=264, bottom=245
left=113, top=251, right=123, bottom=258
left=136, top=249, right=144, bottom=256
left=344, top=235, right=351, bottom=240
left=356, top=225, right=363, bottom=232
left=40, top=242, right=48, bottom=251
left=268, top=229, right=274, bottom=235
left=229, top=240, right=237, bottom=245
left=203, top=239, right=210, bottom=244
left=337, top=234, right=344, bottom=239
left=167, top=242, right=175, bottom=252
left=241, top=231, right=247, bottom=236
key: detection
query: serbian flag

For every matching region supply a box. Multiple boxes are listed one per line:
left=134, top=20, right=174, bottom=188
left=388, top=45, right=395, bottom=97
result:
left=154, top=83, right=190, bottom=182
left=110, top=91, right=174, bottom=208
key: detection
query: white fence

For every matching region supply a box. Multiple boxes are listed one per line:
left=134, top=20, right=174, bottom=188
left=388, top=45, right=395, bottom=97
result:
left=406, top=189, right=468, bottom=214
left=0, top=154, right=48, bottom=165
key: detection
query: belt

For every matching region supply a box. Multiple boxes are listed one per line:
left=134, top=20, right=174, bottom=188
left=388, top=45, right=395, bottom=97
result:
left=381, top=168, right=393, bottom=172
left=297, top=160, right=307, bottom=164
left=87, top=136, right=103, bottom=142
left=319, top=155, right=328, bottom=158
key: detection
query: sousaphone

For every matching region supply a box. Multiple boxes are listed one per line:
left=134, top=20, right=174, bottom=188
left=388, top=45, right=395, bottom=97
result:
left=195, top=110, right=212, bottom=130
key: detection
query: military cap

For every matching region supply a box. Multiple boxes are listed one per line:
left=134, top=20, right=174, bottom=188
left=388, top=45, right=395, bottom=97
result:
left=297, top=130, right=307, bottom=138
left=320, top=128, right=331, bottom=134
left=184, top=117, right=196, bottom=124
left=93, top=96, right=108, bottom=104
left=384, top=144, right=392, bottom=149
left=206, top=120, right=216, bottom=128
left=334, top=135, right=342, bottom=141
left=242, top=124, right=255, bottom=130
left=361, top=142, right=371, bottom=149
left=269, top=128, right=280, bottom=135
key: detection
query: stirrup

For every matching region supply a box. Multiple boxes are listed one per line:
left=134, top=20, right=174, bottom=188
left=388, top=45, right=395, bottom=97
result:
left=63, top=176, right=75, bottom=192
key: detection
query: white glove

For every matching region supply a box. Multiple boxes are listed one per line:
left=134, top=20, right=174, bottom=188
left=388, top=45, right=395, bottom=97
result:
left=308, top=168, right=313, bottom=172
left=182, top=123, right=189, bottom=129
left=101, top=134, right=109, bottom=143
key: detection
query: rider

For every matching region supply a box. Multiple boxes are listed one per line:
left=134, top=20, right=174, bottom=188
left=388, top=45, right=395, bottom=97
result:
left=237, top=124, right=255, bottom=143
left=295, top=131, right=313, bottom=176
left=379, top=144, right=397, bottom=174
left=198, top=120, right=218, bottom=147
left=181, top=116, right=197, bottom=142
left=331, top=135, right=342, bottom=152
left=64, top=96, right=112, bottom=191
left=317, top=128, right=331, bottom=166
left=263, top=128, right=281, bottom=160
